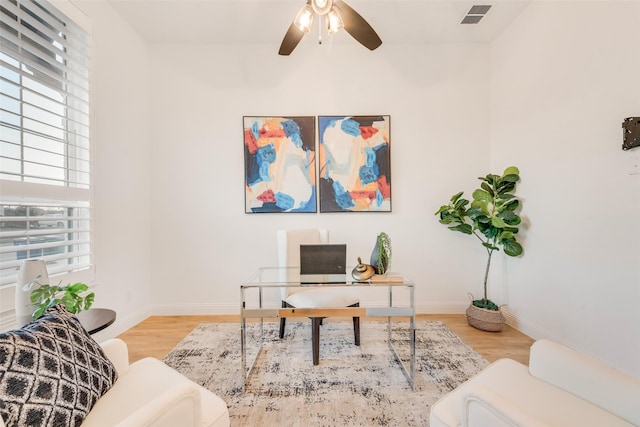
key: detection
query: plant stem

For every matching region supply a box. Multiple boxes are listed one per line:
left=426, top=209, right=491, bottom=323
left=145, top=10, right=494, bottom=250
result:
left=483, top=249, right=493, bottom=303
left=472, top=231, right=494, bottom=304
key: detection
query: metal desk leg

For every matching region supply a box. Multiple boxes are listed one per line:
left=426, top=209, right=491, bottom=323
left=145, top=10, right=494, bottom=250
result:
left=241, top=287, right=266, bottom=391
left=387, top=285, right=416, bottom=390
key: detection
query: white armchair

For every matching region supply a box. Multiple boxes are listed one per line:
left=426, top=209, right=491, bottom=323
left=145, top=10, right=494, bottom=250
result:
left=82, top=339, right=230, bottom=427
left=430, top=339, right=640, bottom=427
left=277, top=229, right=360, bottom=365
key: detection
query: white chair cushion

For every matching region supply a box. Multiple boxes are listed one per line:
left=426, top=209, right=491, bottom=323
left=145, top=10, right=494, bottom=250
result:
left=285, top=287, right=359, bottom=308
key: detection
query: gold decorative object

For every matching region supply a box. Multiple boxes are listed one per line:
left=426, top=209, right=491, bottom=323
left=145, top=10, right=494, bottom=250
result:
left=351, top=257, right=375, bottom=281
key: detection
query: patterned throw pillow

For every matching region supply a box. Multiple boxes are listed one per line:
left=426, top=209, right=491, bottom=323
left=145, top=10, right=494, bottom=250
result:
left=0, top=305, right=118, bottom=427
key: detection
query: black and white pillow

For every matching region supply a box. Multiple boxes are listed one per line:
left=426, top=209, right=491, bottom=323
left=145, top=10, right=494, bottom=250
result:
left=0, top=305, right=118, bottom=427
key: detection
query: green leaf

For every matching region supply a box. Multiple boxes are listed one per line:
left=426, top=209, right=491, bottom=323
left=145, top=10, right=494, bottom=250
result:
left=450, top=191, right=464, bottom=203
left=481, top=174, right=499, bottom=186
left=471, top=198, right=490, bottom=215
left=476, top=214, right=491, bottom=224
left=67, top=282, right=88, bottom=293
left=502, top=238, right=523, bottom=257
left=502, top=199, right=520, bottom=211
left=480, top=182, right=494, bottom=197
left=499, top=231, right=514, bottom=240
left=498, top=210, right=520, bottom=225
left=482, top=242, right=499, bottom=251
left=434, top=205, right=449, bottom=215
left=503, top=166, right=520, bottom=176
left=29, top=286, right=47, bottom=303
left=454, top=198, right=469, bottom=210
left=470, top=199, right=487, bottom=212
left=473, top=299, right=500, bottom=311
left=33, top=305, right=47, bottom=320
left=22, top=276, right=42, bottom=292
left=503, top=174, right=520, bottom=183
left=450, top=223, right=473, bottom=234
left=496, top=181, right=516, bottom=195
left=491, top=216, right=507, bottom=228
left=61, top=293, right=75, bottom=307
left=83, top=293, right=95, bottom=310
left=504, top=214, right=521, bottom=226
left=465, top=206, right=485, bottom=220
left=472, top=189, right=492, bottom=204
left=482, top=225, right=499, bottom=239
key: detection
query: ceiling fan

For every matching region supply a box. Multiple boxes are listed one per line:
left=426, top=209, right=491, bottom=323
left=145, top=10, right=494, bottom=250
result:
left=279, top=0, right=382, bottom=56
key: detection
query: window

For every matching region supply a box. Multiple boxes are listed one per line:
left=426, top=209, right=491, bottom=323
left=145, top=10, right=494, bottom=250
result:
left=0, top=0, right=92, bottom=288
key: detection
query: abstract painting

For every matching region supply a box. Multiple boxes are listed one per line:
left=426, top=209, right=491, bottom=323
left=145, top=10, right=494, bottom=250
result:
left=318, top=115, right=391, bottom=212
left=244, top=116, right=316, bottom=213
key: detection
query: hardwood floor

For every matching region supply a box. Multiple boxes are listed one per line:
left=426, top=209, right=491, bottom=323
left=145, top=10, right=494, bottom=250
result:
left=117, top=314, right=535, bottom=365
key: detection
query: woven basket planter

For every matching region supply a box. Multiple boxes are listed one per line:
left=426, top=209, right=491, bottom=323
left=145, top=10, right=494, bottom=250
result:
left=465, top=304, right=506, bottom=332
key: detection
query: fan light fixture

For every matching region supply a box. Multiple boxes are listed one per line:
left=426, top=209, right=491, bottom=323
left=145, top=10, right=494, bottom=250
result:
left=326, top=6, right=344, bottom=34
left=294, top=4, right=314, bottom=33
left=312, top=0, right=333, bottom=15
left=295, top=1, right=343, bottom=38
left=279, top=0, right=382, bottom=56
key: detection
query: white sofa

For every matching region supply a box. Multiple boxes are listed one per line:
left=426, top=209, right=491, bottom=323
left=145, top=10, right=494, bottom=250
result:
left=430, top=339, right=640, bottom=427
left=79, top=338, right=230, bottom=427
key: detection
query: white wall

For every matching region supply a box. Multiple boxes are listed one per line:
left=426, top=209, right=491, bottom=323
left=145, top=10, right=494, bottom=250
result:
left=147, top=42, right=493, bottom=315
left=73, top=0, right=153, bottom=341
left=490, top=1, right=640, bottom=377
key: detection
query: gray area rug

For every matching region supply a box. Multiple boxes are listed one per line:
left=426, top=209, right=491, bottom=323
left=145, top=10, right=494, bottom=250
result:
left=163, top=320, right=488, bottom=426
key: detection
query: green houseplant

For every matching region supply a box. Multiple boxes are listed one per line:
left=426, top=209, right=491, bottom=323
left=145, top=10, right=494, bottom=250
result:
left=23, top=276, right=95, bottom=320
left=435, top=166, right=523, bottom=330
left=370, top=232, right=392, bottom=274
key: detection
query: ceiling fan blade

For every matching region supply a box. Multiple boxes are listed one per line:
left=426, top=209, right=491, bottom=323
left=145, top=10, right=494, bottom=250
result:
left=334, top=0, right=382, bottom=51
left=279, top=22, right=306, bottom=56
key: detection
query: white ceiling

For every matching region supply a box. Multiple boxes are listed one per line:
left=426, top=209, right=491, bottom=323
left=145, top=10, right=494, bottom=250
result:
left=105, top=0, right=532, bottom=46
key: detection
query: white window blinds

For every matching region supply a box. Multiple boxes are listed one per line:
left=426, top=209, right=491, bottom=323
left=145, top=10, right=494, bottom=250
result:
left=0, top=0, right=92, bottom=287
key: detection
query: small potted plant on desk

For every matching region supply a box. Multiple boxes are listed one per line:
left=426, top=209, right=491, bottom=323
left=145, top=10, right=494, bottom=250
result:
left=435, top=166, right=524, bottom=331
left=370, top=231, right=392, bottom=275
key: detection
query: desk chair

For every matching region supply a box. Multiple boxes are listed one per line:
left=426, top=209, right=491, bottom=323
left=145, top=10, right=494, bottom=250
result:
left=277, top=229, right=360, bottom=365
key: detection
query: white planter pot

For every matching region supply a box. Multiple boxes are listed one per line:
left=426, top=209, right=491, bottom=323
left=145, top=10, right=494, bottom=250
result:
left=15, top=259, right=49, bottom=327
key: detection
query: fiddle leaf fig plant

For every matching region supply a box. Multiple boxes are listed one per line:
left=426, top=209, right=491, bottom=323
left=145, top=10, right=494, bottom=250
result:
left=24, top=276, right=95, bottom=320
left=435, top=166, right=524, bottom=311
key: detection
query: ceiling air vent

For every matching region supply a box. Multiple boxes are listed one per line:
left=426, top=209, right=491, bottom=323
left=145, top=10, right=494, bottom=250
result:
left=461, top=4, right=492, bottom=24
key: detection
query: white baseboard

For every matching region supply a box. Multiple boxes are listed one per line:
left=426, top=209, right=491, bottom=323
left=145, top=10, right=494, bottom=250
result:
left=502, top=306, right=565, bottom=344
left=415, top=301, right=468, bottom=314
left=151, top=302, right=239, bottom=316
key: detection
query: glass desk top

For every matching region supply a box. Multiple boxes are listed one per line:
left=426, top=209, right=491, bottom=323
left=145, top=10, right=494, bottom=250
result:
left=241, top=266, right=414, bottom=288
